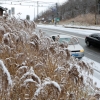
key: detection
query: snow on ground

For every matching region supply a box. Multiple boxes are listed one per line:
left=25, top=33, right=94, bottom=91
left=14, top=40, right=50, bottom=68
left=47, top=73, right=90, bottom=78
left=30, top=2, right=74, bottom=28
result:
left=37, top=24, right=100, bottom=88
left=37, top=24, right=100, bottom=36
left=82, top=57, right=100, bottom=88
left=82, top=57, right=100, bottom=72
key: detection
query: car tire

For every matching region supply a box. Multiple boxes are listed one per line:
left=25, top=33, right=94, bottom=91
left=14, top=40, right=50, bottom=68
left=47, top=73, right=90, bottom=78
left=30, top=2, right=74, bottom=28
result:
left=86, top=41, right=90, bottom=47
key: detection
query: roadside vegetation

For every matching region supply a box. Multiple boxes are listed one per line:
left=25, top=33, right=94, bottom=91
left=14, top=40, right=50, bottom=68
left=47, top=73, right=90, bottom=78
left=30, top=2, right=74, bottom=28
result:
left=0, top=15, right=100, bottom=100
left=37, top=0, right=99, bottom=25
left=59, top=13, right=96, bottom=25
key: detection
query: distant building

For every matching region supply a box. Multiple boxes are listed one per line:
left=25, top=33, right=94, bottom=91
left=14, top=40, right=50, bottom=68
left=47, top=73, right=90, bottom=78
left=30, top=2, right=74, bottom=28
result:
left=0, top=6, right=7, bottom=16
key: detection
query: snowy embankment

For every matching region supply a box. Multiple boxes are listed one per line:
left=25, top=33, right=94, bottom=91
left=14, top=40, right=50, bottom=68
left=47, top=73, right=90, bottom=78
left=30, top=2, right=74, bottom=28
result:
left=37, top=24, right=100, bottom=88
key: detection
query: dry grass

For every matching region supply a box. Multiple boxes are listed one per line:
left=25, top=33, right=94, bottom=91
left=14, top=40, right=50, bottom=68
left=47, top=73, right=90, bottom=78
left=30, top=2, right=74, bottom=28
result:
left=59, top=13, right=96, bottom=25
left=0, top=15, right=100, bottom=100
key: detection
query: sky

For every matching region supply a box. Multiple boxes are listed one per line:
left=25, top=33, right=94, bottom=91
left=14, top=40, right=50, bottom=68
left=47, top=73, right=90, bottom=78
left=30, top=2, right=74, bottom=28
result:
left=1, top=0, right=67, bottom=20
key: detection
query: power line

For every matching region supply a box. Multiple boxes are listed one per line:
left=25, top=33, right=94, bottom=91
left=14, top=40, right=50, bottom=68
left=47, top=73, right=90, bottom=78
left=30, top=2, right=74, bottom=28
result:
left=0, top=2, right=54, bottom=7
left=0, top=0, right=55, bottom=7
left=37, top=1, right=38, bottom=18
left=1, top=0, right=56, bottom=20
left=0, top=0, right=55, bottom=4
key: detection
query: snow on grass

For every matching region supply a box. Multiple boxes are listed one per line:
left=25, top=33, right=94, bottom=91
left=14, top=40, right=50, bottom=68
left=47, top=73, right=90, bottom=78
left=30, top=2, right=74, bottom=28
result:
left=82, top=57, right=100, bottom=72
left=37, top=24, right=100, bottom=88
left=21, top=67, right=41, bottom=84
left=0, top=60, right=12, bottom=86
left=82, top=57, right=100, bottom=88
left=24, top=79, right=37, bottom=85
left=34, top=77, right=61, bottom=97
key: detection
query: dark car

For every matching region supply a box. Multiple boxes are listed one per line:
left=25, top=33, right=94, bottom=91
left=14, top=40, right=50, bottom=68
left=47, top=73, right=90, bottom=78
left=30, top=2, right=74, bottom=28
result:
left=85, top=33, right=100, bottom=47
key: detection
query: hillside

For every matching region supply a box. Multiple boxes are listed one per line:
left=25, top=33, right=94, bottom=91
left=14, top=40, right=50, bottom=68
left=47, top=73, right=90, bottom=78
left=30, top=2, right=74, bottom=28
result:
left=59, top=13, right=96, bottom=25
left=36, top=0, right=100, bottom=25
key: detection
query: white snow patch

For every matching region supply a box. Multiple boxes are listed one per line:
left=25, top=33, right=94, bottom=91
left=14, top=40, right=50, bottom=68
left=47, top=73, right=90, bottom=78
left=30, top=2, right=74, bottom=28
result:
left=42, top=80, right=61, bottom=92
left=18, top=66, right=28, bottom=70
left=34, top=78, right=61, bottom=97
left=24, top=79, right=37, bottom=85
left=21, top=67, right=41, bottom=84
left=0, top=60, right=12, bottom=86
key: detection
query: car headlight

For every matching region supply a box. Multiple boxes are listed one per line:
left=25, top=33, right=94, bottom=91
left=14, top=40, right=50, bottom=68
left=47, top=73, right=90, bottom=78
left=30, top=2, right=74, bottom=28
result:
left=80, top=49, right=84, bottom=52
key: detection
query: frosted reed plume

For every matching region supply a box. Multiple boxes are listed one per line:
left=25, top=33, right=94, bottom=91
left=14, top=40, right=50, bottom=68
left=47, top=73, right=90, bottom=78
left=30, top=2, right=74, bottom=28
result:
left=0, top=15, right=100, bottom=100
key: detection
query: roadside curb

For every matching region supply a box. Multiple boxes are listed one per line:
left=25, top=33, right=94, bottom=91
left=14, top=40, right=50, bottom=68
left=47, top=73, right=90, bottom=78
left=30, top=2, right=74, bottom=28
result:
left=63, top=25, right=100, bottom=31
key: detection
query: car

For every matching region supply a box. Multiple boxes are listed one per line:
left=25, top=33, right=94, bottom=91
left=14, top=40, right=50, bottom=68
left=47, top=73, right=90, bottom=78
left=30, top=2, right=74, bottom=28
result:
left=85, top=33, right=100, bottom=47
left=51, top=35, right=84, bottom=58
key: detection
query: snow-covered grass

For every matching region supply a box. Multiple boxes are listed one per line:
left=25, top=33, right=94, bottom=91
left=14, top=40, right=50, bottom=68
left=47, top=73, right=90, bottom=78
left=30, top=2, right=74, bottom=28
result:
left=38, top=24, right=100, bottom=87
left=82, top=57, right=100, bottom=88
left=0, top=16, right=100, bottom=100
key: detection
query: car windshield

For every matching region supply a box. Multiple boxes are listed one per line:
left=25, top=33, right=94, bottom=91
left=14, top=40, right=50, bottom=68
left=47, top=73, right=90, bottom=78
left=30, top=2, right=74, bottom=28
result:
left=59, top=37, right=78, bottom=45
left=59, top=38, right=70, bottom=42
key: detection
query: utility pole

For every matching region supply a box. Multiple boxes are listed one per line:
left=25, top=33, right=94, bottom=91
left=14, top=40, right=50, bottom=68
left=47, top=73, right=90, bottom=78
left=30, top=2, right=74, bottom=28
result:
left=56, top=3, right=58, bottom=18
left=37, top=1, right=38, bottom=19
left=34, top=7, right=35, bottom=21
left=55, top=3, right=60, bottom=23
